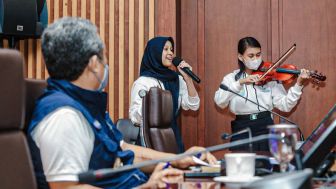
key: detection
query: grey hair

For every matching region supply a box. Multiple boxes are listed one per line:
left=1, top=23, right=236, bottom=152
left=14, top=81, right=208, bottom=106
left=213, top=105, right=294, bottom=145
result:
left=41, top=17, right=105, bottom=81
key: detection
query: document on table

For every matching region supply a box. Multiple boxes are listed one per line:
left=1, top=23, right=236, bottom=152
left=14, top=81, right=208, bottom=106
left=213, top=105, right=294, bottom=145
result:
left=192, top=156, right=220, bottom=168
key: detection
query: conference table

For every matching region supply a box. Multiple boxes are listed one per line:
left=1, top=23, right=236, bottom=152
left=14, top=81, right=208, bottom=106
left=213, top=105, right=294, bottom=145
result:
left=164, top=177, right=335, bottom=189
left=160, top=149, right=336, bottom=189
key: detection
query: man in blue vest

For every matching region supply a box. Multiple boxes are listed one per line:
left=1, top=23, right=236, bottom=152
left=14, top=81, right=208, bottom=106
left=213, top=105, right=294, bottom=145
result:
left=27, top=17, right=216, bottom=189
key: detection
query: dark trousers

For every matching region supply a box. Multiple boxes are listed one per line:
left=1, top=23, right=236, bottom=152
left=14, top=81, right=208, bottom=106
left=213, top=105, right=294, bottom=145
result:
left=230, top=113, right=274, bottom=152
left=172, top=121, right=185, bottom=153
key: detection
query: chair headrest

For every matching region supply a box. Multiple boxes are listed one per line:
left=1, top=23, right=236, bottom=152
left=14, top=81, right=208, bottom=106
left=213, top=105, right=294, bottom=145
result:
left=0, top=49, right=25, bottom=131
left=147, top=87, right=173, bottom=129
left=24, top=79, right=47, bottom=131
left=116, top=119, right=139, bottom=144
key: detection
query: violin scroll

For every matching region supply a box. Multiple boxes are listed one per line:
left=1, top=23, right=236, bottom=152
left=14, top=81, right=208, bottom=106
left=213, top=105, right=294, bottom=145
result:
left=309, top=70, right=326, bottom=84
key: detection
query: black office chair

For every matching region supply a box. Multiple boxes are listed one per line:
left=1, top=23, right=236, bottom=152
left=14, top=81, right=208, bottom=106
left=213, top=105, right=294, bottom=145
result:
left=116, top=119, right=140, bottom=145
left=141, top=87, right=179, bottom=153
left=0, top=49, right=37, bottom=189
left=24, top=78, right=47, bottom=132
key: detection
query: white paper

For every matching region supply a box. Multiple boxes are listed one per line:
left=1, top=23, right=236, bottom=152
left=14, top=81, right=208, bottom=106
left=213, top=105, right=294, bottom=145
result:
left=192, top=156, right=220, bottom=167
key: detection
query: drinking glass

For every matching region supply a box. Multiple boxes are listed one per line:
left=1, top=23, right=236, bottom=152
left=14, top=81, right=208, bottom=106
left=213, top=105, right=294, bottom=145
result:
left=268, top=124, right=298, bottom=172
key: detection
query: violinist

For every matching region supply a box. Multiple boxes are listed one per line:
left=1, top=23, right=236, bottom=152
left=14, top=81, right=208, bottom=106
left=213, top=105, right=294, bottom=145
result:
left=214, top=36, right=310, bottom=151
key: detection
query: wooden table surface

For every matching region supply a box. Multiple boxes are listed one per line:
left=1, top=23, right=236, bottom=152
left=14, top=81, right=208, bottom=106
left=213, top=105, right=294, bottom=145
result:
left=162, top=176, right=336, bottom=189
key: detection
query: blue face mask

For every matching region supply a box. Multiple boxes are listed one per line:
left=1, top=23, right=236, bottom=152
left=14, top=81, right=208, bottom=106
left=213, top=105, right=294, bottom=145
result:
left=95, top=62, right=109, bottom=92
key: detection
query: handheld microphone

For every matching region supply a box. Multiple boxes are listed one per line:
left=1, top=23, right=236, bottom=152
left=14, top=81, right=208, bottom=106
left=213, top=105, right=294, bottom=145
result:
left=172, top=57, right=201, bottom=83
left=219, top=84, right=305, bottom=141
left=78, top=134, right=281, bottom=183
left=221, top=128, right=253, bottom=152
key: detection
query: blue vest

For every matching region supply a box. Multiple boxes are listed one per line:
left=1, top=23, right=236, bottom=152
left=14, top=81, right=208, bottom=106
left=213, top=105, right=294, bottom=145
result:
left=27, top=79, right=147, bottom=189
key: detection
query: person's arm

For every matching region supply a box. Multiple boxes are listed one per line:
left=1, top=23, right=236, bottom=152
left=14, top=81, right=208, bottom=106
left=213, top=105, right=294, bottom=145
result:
left=179, top=75, right=200, bottom=111
left=177, top=61, right=200, bottom=111
left=271, top=69, right=309, bottom=112
left=271, top=82, right=303, bottom=112
left=136, top=163, right=184, bottom=189
left=121, top=143, right=217, bottom=173
left=177, top=61, right=198, bottom=98
left=129, top=79, right=150, bottom=125
left=121, top=142, right=175, bottom=173
left=214, top=73, right=243, bottom=109
left=50, top=182, right=101, bottom=189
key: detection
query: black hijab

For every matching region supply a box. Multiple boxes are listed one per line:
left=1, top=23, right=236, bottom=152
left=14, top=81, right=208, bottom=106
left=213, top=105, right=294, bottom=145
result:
left=140, top=36, right=180, bottom=116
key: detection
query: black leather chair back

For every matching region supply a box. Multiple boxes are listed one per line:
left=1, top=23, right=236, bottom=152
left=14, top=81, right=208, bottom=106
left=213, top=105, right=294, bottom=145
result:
left=0, top=49, right=37, bottom=189
left=116, top=119, right=140, bottom=145
left=142, top=87, right=178, bottom=153
left=24, top=79, right=47, bottom=131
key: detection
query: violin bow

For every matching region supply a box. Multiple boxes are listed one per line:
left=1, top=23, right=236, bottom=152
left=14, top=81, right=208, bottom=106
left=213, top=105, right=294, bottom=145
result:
left=259, top=44, right=297, bottom=81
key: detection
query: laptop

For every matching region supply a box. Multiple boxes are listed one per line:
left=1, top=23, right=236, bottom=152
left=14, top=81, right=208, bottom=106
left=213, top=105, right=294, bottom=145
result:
left=296, top=104, right=336, bottom=176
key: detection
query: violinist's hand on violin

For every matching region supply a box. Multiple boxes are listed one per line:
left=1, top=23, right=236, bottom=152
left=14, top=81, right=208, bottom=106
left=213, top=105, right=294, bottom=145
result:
left=297, top=69, right=310, bottom=86
left=239, top=74, right=261, bottom=85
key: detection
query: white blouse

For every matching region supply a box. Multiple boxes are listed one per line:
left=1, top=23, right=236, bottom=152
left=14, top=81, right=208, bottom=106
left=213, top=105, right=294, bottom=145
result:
left=129, top=76, right=200, bottom=125
left=214, top=70, right=303, bottom=115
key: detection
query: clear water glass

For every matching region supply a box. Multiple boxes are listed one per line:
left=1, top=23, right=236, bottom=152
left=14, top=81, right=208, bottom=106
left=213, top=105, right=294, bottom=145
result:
left=268, top=124, right=298, bottom=172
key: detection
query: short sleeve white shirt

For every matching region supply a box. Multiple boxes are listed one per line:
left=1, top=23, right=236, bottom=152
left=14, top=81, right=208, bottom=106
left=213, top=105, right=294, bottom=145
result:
left=31, top=107, right=95, bottom=182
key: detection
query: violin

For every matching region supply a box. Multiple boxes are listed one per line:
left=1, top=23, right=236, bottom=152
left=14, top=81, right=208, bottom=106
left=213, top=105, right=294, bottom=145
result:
left=252, top=44, right=327, bottom=85
left=252, top=61, right=327, bottom=85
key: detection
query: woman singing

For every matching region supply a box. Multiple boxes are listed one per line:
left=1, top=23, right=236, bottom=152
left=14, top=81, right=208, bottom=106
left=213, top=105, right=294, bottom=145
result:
left=130, top=36, right=200, bottom=153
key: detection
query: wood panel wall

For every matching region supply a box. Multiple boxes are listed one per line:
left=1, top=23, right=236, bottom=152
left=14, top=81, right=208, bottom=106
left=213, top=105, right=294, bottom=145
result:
left=280, top=0, right=336, bottom=136
left=3, top=0, right=334, bottom=150
left=180, top=0, right=336, bottom=151
left=2, top=0, right=155, bottom=121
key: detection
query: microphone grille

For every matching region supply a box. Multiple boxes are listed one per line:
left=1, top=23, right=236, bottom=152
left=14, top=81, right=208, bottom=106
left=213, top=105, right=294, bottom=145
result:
left=138, top=89, right=147, bottom=98
left=221, top=133, right=230, bottom=140
left=172, top=57, right=183, bottom=67
left=220, top=84, right=229, bottom=91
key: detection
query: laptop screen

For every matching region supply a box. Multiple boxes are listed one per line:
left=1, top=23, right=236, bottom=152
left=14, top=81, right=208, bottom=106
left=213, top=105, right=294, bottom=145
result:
left=298, top=104, right=336, bottom=172
left=300, top=104, right=336, bottom=154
